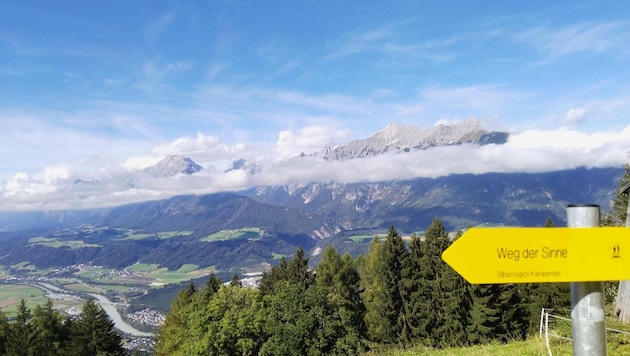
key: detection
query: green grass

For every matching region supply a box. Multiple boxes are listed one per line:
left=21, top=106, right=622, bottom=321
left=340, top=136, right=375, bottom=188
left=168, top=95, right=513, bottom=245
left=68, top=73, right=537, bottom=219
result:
left=348, top=234, right=374, bottom=242
left=201, top=228, right=261, bottom=242
left=176, top=264, right=199, bottom=273
left=148, top=265, right=215, bottom=286
left=0, top=285, right=47, bottom=315
left=27, top=237, right=100, bottom=249
left=128, top=263, right=160, bottom=273
left=11, top=261, right=36, bottom=271
left=363, top=338, right=563, bottom=355
left=73, top=267, right=117, bottom=281
left=121, top=230, right=195, bottom=240
left=155, top=230, right=194, bottom=239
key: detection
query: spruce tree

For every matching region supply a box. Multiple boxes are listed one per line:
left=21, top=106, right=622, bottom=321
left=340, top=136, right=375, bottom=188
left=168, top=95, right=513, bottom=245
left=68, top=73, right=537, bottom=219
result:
left=200, top=272, right=222, bottom=303
left=230, top=273, right=242, bottom=287
left=32, top=299, right=69, bottom=356
left=258, top=248, right=314, bottom=295
left=467, top=284, right=500, bottom=344
left=360, top=227, right=409, bottom=344
left=0, top=306, right=7, bottom=355
left=418, top=218, right=451, bottom=346
left=400, top=233, right=425, bottom=342
left=495, top=283, right=529, bottom=341
left=67, top=299, right=124, bottom=356
left=5, top=299, right=36, bottom=356
left=315, top=247, right=366, bottom=353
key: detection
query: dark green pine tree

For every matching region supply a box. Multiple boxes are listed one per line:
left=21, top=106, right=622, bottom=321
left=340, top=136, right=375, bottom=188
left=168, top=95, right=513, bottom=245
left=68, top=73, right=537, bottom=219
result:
left=32, top=299, right=70, bottom=356
left=467, top=284, right=501, bottom=344
left=5, top=299, right=36, bottom=356
left=544, top=216, right=554, bottom=227
left=361, top=226, right=409, bottom=345
left=495, top=283, right=529, bottom=342
left=315, top=247, right=366, bottom=353
left=400, top=233, right=425, bottom=343
left=230, top=273, right=243, bottom=287
left=440, top=253, right=474, bottom=347
left=417, top=218, right=452, bottom=346
left=285, top=247, right=315, bottom=289
left=0, top=306, right=7, bottom=356
left=430, top=225, right=473, bottom=347
left=259, top=248, right=314, bottom=295
left=200, top=272, right=223, bottom=303
left=67, top=299, right=124, bottom=356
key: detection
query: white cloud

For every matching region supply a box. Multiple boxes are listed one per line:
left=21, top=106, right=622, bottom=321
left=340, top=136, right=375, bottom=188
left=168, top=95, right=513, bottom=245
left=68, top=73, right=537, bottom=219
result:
left=2, top=119, right=630, bottom=211
left=150, top=133, right=246, bottom=161
left=513, top=21, right=630, bottom=60
left=562, top=107, right=588, bottom=126
left=275, top=125, right=352, bottom=159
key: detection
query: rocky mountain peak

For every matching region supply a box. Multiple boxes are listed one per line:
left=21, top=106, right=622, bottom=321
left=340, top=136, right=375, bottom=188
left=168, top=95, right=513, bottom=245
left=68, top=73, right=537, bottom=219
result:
left=226, top=159, right=261, bottom=174
left=143, top=154, right=203, bottom=177
left=312, top=118, right=503, bottom=161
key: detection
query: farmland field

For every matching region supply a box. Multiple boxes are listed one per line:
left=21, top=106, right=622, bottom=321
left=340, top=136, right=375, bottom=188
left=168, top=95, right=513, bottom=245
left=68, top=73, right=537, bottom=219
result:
left=28, top=237, right=101, bottom=249
left=121, top=230, right=195, bottom=240
left=201, top=228, right=261, bottom=241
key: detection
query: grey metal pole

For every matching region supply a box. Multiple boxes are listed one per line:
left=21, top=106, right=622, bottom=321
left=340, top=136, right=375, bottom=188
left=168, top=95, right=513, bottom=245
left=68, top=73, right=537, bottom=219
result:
left=567, top=204, right=607, bottom=356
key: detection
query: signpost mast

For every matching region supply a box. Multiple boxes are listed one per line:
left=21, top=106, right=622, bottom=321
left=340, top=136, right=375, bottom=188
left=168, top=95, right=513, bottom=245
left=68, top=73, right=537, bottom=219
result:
left=567, top=204, right=606, bottom=356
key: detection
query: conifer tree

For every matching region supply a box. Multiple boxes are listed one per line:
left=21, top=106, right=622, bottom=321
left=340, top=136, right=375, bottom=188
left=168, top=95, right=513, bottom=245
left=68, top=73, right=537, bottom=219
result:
left=361, top=227, right=409, bottom=344
left=200, top=272, right=222, bottom=303
left=440, top=255, right=473, bottom=347
left=32, top=299, right=70, bottom=356
left=230, top=273, right=242, bottom=287
left=417, top=218, right=450, bottom=345
left=67, top=299, right=124, bottom=356
left=5, top=299, right=36, bottom=356
left=495, top=283, right=528, bottom=341
left=315, top=247, right=366, bottom=353
left=0, top=306, right=7, bottom=355
left=400, top=233, right=425, bottom=342
left=258, top=248, right=314, bottom=295
left=467, top=284, right=500, bottom=344
left=415, top=218, right=474, bottom=347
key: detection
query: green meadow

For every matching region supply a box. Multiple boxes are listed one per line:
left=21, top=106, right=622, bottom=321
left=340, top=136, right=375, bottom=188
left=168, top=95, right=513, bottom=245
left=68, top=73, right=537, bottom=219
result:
left=201, top=228, right=261, bottom=242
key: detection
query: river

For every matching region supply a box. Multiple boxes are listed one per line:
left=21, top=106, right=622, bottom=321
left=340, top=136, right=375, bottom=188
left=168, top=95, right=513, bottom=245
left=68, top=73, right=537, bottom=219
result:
left=88, top=293, right=155, bottom=337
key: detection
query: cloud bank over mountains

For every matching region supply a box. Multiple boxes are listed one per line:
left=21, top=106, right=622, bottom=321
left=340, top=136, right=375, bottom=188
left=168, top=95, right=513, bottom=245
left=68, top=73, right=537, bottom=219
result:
left=1, top=120, right=629, bottom=211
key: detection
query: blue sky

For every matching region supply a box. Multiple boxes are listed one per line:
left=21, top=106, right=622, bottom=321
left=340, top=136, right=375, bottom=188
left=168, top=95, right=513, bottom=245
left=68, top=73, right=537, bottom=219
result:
left=2, top=1, right=630, bottom=210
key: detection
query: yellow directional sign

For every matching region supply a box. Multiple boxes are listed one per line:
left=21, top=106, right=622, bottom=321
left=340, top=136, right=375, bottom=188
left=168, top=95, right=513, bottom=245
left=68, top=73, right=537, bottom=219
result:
left=441, top=227, right=630, bottom=284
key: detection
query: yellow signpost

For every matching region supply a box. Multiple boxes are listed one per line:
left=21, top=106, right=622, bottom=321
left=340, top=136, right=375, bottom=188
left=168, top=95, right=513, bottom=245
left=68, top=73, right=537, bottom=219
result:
left=441, top=226, right=630, bottom=284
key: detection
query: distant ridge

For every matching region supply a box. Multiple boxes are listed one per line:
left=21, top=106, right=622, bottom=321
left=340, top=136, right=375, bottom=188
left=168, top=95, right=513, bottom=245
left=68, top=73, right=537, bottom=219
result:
left=311, top=118, right=508, bottom=161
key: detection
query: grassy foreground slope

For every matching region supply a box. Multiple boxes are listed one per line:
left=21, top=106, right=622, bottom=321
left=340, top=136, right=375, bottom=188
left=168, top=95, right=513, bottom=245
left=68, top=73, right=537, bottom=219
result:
left=364, top=338, right=562, bottom=355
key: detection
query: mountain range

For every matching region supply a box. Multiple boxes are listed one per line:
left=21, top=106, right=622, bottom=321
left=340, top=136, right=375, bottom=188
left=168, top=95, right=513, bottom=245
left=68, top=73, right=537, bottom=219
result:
left=310, top=118, right=508, bottom=160
left=0, top=119, right=624, bottom=274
